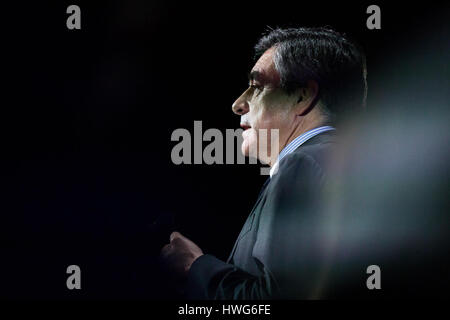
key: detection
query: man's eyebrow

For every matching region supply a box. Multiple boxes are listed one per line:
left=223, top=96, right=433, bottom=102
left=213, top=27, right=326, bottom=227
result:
left=248, top=70, right=264, bottom=82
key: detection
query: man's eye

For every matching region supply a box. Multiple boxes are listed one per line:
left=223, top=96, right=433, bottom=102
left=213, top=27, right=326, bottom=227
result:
left=250, top=84, right=263, bottom=91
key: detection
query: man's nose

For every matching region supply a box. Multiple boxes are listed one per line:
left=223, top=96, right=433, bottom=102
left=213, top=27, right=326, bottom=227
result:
left=232, top=95, right=249, bottom=115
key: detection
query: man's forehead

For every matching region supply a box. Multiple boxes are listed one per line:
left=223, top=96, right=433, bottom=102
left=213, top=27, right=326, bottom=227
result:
left=250, top=47, right=280, bottom=86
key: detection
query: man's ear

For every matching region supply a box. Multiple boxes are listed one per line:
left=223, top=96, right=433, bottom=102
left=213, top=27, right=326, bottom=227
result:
left=295, top=80, right=320, bottom=117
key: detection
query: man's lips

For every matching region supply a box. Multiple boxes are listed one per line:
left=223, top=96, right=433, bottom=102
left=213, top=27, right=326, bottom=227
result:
left=241, top=124, right=252, bottom=139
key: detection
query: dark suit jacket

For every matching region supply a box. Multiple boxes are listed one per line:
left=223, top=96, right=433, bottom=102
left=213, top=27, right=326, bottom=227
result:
left=187, top=131, right=337, bottom=299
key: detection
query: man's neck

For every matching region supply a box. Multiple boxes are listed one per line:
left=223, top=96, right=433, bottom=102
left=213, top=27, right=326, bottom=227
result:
left=270, top=111, right=328, bottom=167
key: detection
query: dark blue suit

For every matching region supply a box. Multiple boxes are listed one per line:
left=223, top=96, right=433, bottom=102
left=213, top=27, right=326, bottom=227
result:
left=187, top=131, right=337, bottom=299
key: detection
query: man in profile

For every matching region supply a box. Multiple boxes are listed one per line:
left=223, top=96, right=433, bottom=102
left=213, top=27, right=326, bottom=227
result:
left=160, top=27, right=367, bottom=299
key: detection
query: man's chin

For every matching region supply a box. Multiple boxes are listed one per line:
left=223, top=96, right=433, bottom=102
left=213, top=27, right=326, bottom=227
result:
left=241, top=141, right=258, bottom=160
left=241, top=141, right=273, bottom=165
left=241, top=143, right=249, bottom=157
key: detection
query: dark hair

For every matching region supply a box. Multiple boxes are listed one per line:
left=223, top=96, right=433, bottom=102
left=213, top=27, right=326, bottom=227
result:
left=255, top=27, right=367, bottom=119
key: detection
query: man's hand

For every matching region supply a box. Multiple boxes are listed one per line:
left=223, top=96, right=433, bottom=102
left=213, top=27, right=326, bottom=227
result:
left=160, top=231, right=203, bottom=278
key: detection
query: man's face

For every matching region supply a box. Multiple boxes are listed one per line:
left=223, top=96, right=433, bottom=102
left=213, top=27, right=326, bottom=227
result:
left=232, top=47, right=298, bottom=164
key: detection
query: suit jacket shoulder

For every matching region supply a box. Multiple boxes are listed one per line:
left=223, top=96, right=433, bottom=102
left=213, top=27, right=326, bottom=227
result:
left=269, top=131, right=337, bottom=190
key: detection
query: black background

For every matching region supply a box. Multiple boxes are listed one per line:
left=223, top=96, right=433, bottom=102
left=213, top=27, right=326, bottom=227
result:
left=1, top=1, right=449, bottom=299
